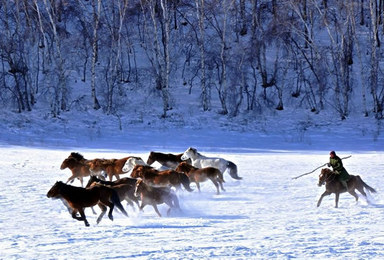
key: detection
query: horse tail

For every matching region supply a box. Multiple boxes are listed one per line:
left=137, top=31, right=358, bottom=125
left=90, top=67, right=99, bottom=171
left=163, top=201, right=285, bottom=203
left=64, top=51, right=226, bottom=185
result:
left=227, top=161, right=242, bottom=180
left=358, top=176, right=377, bottom=193
left=180, top=173, right=194, bottom=192
left=110, top=190, right=129, bottom=217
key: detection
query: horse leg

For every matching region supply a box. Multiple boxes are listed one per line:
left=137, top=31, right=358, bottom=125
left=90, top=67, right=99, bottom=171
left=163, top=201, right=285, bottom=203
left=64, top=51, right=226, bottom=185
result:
left=71, top=209, right=82, bottom=221
left=105, top=202, right=115, bottom=221
left=96, top=203, right=107, bottom=224
left=166, top=207, right=172, bottom=216
left=66, top=175, right=76, bottom=184
left=91, top=207, right=97, bottom=215
left=165, top=199, right=174, bottom=216
left=196, top=182, right=201, bottom=193
left=217, top=177, right=226, bottom=192
left=317, top=191, right=331, bottom=207
left=356, top=186, right=367, bottom=197
left=125, top=198, right=135, bottom=211
left=79, top=177, right=84, bottom=187
left=348, top=190, right=359, bottom=203
left=335, top=193, right=340, bottom=208
left=78, top=209, right=90, bottom=227
left=72, top=209, right=89, bottom=227
left=138, top=201, right=147, bottom=212
left=129, top=195, right=141, bottom=210
left=210, top=179, right=220, bottom=195
left=152, top=204, right=162, bottom=217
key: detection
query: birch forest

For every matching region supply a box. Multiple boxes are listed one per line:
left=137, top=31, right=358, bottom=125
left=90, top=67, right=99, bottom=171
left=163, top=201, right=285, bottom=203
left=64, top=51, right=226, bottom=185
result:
left=1, top=0, right=384, bottom=120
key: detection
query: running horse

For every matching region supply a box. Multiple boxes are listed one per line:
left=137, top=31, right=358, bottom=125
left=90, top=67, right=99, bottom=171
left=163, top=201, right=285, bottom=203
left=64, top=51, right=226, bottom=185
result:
left=146, top=151, right=191, bottom=169
left=47, top=181, right=128, bottom=226
left=181, top=147, right=242, bottom=180
left=122, top=157, right=169, bottom=173
left=317, top=168, right=377, bottom=208
left=134, top=178, right=181, bottom=217
left=85, top=176, right=140, bottom=211
left=130, top=165, right=194, bottom=192
left=175, top=162, right=225, bottom=194
left=60, top=152, right=104, bottom=187
left=89, top=156, right=142, bottom=181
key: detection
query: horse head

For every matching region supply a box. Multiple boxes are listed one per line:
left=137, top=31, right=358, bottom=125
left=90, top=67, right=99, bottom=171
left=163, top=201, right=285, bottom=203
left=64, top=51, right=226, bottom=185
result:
left=146, top=152, right=156, bottom=165
left=123, top=157, right=146, bottom=173
left=175, top=162, right=193, bottom=173
left=134, top=178, right=144, bottom=197
left=60, top=158, right=74, bottom=170
left=47, top=181, right=64, bottom=198
left=69, top=152, right=85, bottom=161
left=318, top=168, right=334, bottom=186
left=181, top=147, right=197, bottom=160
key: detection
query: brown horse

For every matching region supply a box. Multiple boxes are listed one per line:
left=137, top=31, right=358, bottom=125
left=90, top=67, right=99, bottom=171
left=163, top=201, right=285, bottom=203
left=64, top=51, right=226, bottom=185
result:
left=60, top=152, right=103, bottom=187
left=175, top=162, right=225, bottom=195
left=146, top=151, right=191, bottom=169
left=317, top=168, right=377, bottom=208
left=47, top=181, right=128, bottom=226
left=130, top=165, right=193, bottom=192
left=85, top=176, right=140, bottom=211
left=89, top=156, right=141, bottom=181
left=134, top=179, right=181, bottom=217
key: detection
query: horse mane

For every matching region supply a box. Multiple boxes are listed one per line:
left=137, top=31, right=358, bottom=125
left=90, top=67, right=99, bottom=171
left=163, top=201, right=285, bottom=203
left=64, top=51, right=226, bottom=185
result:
left=69, top=152, right=85, bottom=161
left=322, top=168, right=336, bottom=175
left=189, top=147, right=204, bottom=157
left=131, top=165, right=158, bottom=178
left=176, top=162, right=196, bottom=172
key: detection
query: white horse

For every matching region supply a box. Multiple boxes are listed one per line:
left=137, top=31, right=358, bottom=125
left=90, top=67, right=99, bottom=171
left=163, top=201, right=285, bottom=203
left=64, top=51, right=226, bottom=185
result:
left=181, top=147, right=242, bottom=180
left=122, top=157, right=169, bottom=173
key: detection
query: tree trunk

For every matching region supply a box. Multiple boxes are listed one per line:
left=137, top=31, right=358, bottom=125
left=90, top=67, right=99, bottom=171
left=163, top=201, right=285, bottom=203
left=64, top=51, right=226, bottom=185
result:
left=91, top=0, right=101, bottom=110
left=195, top=0, right=209, bottom=111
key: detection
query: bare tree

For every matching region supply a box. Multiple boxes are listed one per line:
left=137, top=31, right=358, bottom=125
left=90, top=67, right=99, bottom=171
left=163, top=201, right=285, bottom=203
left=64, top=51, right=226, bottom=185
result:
left=369, top=0, right=384, bottom=118
left=43, top=0, right=68, bottom=116
left=140, top=0, right=172, bottom=117
left=195, top=0, right=209, bottom=111
left=90, top=0, right=102, bottom=110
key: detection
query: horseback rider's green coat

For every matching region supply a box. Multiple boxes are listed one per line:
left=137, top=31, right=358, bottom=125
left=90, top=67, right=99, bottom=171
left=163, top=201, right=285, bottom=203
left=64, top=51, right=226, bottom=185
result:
left=329, top=156, right=350, bottom=181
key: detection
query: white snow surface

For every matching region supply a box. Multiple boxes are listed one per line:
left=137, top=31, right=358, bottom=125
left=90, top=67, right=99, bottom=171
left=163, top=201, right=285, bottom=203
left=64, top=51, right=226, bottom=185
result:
left=0, top=123, right=384, bottom=259
left=0, top=101, right=383, bottom=259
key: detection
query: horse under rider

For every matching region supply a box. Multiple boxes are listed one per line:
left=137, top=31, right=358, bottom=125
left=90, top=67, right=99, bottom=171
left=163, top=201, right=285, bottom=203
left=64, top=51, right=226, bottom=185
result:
left=327, top=150, right=350, bottom=190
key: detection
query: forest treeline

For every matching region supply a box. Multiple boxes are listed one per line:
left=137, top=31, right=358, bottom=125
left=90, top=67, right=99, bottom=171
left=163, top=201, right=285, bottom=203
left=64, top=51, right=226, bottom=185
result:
left=1, top=0, right=384, bottom=119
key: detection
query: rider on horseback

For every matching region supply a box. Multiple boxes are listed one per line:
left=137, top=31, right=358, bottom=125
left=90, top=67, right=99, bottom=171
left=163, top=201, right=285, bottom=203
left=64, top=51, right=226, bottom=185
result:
left=328, top=151, right=350, bottom=190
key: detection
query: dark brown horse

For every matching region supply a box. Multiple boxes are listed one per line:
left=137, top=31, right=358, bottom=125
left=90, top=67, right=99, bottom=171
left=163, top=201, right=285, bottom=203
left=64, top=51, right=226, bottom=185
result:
left=89, top=156, right=141, bottom=181
left=134, top=179, right=181, bottom=217
left=317, top=168, right=377, bottom=208
left=130, top=165, right=193, bottom=192
left=175, top=162, right=225, bottom=195
left=60, top=152, right=103, bottom=187
left=146, top=151, right=191, bottom=169
left=47, top=181, right=128, bottom=226
left=85, top=176, right=140, bottom=210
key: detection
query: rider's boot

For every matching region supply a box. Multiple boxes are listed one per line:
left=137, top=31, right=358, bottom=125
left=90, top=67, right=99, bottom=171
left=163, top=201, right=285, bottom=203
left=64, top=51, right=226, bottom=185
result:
left=341, top=180, right=348, bottom=191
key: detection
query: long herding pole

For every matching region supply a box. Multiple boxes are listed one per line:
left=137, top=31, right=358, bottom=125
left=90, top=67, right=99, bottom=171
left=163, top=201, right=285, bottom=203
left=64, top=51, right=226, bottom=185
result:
left=292, top=155, right=352, bottom=180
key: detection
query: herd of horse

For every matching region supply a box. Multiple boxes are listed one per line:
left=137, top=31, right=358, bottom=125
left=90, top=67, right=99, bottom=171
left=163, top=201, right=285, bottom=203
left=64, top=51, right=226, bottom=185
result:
left=47, top=147, right=377, bottom=227
left=47, top=147, right=242, bottom=226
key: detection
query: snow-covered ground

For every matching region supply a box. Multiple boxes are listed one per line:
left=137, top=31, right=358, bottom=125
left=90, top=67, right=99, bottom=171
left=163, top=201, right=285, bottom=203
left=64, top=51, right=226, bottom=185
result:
left=0, top=142, right=383, bottom=259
